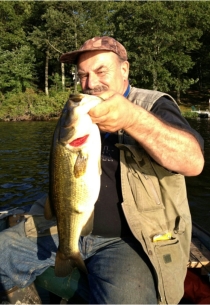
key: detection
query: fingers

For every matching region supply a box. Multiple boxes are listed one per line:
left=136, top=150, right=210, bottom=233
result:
left=88, top=91, right=116, bottom=119
left=88, top=101, right=110, bottom=120
left=88, top=92, right=131, bottom=132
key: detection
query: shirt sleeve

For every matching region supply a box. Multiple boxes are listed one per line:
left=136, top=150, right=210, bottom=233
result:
left=150, top=97, right=204, bottom=151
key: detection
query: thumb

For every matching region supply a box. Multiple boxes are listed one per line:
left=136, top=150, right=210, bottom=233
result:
left=97, top=90, right=116, bottom=101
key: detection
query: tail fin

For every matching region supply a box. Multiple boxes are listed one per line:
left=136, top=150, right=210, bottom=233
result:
left=55, top=250, right=87, bottom=277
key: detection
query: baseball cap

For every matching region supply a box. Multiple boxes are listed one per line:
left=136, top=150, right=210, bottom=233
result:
left=60, top=36, right=128, bottom=64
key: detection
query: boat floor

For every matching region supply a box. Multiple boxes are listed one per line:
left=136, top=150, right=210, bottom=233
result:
left=188, top=236, right=210, bottom=273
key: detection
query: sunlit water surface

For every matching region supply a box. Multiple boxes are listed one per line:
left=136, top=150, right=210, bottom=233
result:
left=0, top=118, right=209, bottom=231
left=0, top=121, right=56, bottom=210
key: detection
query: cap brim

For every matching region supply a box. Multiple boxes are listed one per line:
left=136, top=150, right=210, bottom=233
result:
left=60, top=50, right=82, bottom=64
left=60, top=48, right=118, bottom=64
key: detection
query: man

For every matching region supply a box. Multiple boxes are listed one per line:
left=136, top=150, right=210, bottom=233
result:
left=0, top=36, right=204, bottom=304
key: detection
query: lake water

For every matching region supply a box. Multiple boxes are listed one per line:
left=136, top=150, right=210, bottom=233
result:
left=185, top=118, right=210, bottom=231
left=0, top=118, right=209, bottom=231
left=0, top=121, right=56, bottom=210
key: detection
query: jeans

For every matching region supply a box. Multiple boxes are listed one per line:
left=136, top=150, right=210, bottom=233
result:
left=0, top=219, right=157, bottom=304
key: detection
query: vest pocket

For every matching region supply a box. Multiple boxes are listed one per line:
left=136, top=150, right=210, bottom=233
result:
left=154, top=238, right=186, bottom=304
left=127, top=170, right=164, bottom=212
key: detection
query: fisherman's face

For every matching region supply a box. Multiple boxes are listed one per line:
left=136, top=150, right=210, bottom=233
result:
left=77, top=51, right=129, bottom=96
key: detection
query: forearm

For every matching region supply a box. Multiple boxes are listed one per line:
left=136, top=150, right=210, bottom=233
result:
left=125, top=103, right=204, bottom=176
left=88, top=92, right=204, bottom=176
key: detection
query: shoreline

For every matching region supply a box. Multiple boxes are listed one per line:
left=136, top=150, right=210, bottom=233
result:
left=0, top=114, right=60, bottom=122
left=0, top=110, right=198, bottom=122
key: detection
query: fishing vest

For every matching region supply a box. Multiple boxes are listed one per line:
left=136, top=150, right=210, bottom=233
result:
left=117, top=87, right=192, bottom=304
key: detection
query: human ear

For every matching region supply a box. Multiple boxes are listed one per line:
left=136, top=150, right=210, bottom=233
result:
left=121, top=61, right=129, bottom=80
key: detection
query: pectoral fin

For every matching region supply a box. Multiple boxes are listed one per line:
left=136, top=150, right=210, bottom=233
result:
left=74, top=151, right=88, bottom=178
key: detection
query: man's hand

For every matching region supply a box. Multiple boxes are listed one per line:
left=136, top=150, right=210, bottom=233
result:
left=88, top=91, right=133, bottom=132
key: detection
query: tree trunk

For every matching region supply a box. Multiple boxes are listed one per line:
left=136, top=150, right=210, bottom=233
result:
left=45, top=49, right=49, bottom=96
left=73, top=27, right=78, bottom=93
left=176, top=89, right=181, bottom=104
left=61, top=63, right=65, bottom=91
left=176, top=74, right=181, bottom=104
left=152, top=67, right=158, bottom=91
left=74, top=65, right=78, bottom=93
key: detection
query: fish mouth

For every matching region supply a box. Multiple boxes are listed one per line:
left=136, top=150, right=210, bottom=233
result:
left=69, top=135, right=89, bottom=147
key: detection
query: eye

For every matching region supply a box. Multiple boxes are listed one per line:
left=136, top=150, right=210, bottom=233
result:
left=78, top=73, right=87, bottom=80
left=97, top=70, right=105, bottom=76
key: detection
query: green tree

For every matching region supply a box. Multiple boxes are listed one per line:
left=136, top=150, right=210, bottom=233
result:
left=0, top=1, right=32, bottom=50
left=28, top=1, right=114, bottom=95
left=1, top=0, right=210, bottom=106
left=185, top=2, right=210, bottom=92
left=112, top=1, right=207, bottom=102
left=165, top=1, right=208, bottom=102
left=195, top=31, right=210, bottom=91
left=0, top=46, right=36, bottom=94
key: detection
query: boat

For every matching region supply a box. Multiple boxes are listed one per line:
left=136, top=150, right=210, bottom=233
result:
left=182, top=222, right=210, bottom=304
left=191, top=108, right=210, bottom=118
left=35, top=221, right=210, bottom=304
left=0, top=211, right=210, bottom=304
left=196, top=111, right=210, bottom=118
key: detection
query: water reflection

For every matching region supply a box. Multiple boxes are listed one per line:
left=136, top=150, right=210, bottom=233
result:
left=0, top=118, right=209, bottom=231
left=0, top=121, right=56, bottom=209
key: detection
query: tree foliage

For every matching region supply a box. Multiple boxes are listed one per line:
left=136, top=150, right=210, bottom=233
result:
left=1, top=0, right=210, bottom=104
left=0, top=46, right=36, bottom=94
left=112, top=1, right=207, bottom=99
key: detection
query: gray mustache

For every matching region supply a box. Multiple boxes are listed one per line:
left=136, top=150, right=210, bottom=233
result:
left=83, top=86, right=108, bottom=95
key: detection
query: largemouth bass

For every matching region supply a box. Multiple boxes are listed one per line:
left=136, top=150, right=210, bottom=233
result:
left=44, top=94, right=102, bottom=277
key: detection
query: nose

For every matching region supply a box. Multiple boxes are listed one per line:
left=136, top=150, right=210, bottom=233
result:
left=87, top=72, right=99, bottom=89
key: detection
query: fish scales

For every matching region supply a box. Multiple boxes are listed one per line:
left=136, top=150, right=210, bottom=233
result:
left=45, top=94, right=102, bottom=277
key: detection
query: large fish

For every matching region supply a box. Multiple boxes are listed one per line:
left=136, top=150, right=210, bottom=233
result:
left=44, top=94, right=102, bottom=277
